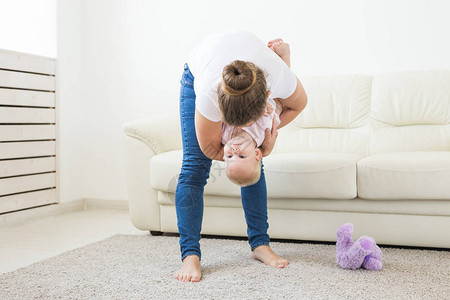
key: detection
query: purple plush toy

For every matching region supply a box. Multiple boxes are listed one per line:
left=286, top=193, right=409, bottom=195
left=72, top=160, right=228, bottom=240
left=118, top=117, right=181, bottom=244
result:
left=336, top=223, right=383, bottom=270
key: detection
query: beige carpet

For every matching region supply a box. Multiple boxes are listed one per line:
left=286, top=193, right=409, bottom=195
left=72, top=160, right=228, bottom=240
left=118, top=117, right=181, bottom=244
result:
left=1, top=234, right=449, bottom=299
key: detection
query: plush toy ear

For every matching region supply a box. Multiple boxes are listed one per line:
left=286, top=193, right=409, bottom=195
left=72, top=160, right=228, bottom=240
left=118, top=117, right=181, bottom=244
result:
left=339, top=223, right=354, bottom=233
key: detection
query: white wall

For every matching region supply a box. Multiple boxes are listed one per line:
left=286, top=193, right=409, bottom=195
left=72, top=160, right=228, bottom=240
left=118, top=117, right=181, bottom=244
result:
left=57, top=0, right=85, bottom=203
left=0, top=0, right=57, bottom=57
left=57, top=0, right=450, bottom=203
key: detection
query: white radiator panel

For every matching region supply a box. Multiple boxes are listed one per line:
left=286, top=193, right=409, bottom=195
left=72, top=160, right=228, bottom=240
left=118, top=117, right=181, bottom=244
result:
left=0, top=173, right=56, bottom=196
left=0, top=69, right=55, bottom=91
left=0, top=88, right=55, bottom=107
left=0, top=157, right=56, bottom=177
left=0, top=125, right=56, bottom=141
left=0, top=49, right=57, bottom=213
left=0, top=141, right=56, bottom=159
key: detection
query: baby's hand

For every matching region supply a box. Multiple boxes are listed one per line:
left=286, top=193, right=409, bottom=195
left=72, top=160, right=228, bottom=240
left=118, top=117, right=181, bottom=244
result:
left=264, top=102, right=274, bottom=116
left=274, top=98, right=283, bottom=114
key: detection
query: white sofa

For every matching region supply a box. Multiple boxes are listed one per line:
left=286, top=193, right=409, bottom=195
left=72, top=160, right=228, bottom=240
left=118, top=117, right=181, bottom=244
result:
left=123, top=70, right=450, bottom=248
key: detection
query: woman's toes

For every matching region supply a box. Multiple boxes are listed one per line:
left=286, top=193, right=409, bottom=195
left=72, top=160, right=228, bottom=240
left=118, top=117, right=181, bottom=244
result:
left=271, top=260, right=281, bottom=268
left=276, top=259, right=288, bottom=268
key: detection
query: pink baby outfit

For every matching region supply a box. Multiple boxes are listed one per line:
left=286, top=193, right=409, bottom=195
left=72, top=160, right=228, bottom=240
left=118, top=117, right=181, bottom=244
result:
left=222, top=97, right=281, bottom=147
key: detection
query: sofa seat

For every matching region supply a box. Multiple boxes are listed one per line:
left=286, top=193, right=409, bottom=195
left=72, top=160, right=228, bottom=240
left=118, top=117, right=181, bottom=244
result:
left=151, top=150, right=363, bottom=199
left=358, top=151, right=450, bottom=199
left=157, top=191, right=450, bottom=216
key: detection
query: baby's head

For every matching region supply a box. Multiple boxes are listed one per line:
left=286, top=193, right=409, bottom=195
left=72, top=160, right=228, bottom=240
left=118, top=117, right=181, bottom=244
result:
left=224, top=132, right=262, bottom=187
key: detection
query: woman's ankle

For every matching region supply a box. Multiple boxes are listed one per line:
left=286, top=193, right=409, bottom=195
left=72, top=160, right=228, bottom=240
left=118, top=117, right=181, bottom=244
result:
left=183, top=254, right=200, bottom=262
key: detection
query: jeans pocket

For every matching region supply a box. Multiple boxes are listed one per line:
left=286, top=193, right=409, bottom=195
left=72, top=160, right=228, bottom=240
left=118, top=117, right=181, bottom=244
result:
left=183, top=76, right=194, bottom=87
left=182, top=64, right=194, bottom=86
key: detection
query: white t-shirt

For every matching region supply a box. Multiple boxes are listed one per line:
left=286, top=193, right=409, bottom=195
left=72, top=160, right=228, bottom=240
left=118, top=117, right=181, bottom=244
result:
left=186, top=29, right=297, bottom=123
left=221, top=97, right=281, bottom=147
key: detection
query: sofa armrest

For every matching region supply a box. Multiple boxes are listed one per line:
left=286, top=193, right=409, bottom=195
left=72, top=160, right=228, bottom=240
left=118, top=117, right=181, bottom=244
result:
left=122, top=113, right=181, bottom=231
left=122, top=113, right=182, bottom=154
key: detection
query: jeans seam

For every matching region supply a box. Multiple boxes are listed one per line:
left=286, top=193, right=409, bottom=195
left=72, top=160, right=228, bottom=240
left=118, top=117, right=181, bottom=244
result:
left=180, top=84, right=190, bottom=151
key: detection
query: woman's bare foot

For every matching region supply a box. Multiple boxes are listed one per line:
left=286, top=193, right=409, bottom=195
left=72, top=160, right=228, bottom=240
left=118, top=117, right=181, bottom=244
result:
left=251, top=245, right=289, bottom=268
left=174, top=255, right=202, bottom=282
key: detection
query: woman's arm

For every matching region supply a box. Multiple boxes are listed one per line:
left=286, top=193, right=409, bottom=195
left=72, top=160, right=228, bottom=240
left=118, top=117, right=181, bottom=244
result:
left=276, top=77, right=308, bottom=129
left=259, top=116, right=278, bottom=157
left=194, top=109, right=225, bottom=161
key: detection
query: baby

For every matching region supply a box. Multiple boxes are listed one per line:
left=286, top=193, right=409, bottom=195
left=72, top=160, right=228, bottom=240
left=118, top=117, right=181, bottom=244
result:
left=222, top=98, right=282, bottom=186
left=221, top=38, right=289, bottom=186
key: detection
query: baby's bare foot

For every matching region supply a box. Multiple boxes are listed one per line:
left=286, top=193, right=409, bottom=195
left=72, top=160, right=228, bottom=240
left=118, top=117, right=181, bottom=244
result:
left=251, top=245, right=289, bottom=268
left=267, top=38, right=291, bottom=67
left=268, top=38, right=283, bottom=48
left=270, top=42, right=290, bottom=59
left=174, top=255, right=202, bottom=282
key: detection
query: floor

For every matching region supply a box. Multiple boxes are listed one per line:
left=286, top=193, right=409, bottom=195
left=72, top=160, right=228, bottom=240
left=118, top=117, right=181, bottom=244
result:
left=2, top=207, right=447, bottom=275
left=0, top=207, right=146, bottom=274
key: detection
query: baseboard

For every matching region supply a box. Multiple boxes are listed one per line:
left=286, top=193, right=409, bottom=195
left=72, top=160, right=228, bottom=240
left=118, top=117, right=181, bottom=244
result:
left=83, top=198, right=129, bottom=210
left=0, top=199, right=84, bottom=228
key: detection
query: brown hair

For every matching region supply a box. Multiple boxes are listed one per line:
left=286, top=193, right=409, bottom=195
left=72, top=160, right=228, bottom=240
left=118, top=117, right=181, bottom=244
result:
left=218, top=60, right=268, bottom=127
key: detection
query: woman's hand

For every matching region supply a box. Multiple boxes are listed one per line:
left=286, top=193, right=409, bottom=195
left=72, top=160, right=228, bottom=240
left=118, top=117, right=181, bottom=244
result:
left=260, top=116, right=278, bottom=157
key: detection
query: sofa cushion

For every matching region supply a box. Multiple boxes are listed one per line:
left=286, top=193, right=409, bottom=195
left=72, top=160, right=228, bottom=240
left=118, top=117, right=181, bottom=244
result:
left=150, top=150, right=242, bottom=197
left=264, top=153, right=362, bottom=199
left=370, top=70, right=450, bottom=154
left=150, top=150, right=362, bottom=199
left=273, top=75, right=372, bottom=157
left=358, top=151, right=450, bottom=200
left=295, top=75, right=372, bottom=129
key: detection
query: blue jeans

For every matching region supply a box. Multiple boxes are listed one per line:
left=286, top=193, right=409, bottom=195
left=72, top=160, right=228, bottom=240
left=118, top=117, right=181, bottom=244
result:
left=175, top=63, right=270, bottom=261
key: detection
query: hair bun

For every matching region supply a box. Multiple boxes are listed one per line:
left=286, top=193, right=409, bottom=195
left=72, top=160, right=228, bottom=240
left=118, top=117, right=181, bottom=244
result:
left=222, top=60, right=257, bottom=96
